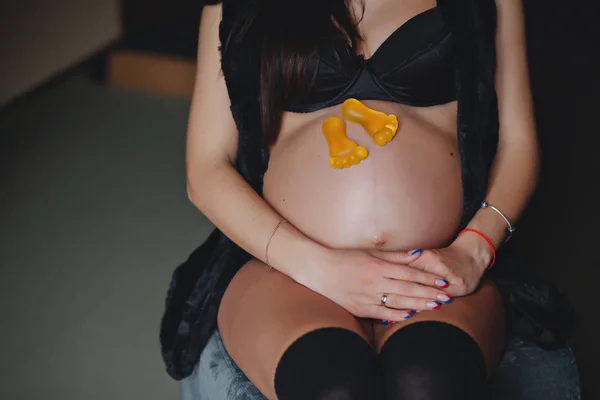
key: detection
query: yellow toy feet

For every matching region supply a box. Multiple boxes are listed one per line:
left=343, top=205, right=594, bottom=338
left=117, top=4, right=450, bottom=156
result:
left=322, top=116, right=368, bottom=169
left=341, top=98, right=399, bottom=146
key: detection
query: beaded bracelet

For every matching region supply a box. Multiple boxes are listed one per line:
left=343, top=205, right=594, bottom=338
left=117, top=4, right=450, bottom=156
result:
left=458, top=228, right=496, bottom=269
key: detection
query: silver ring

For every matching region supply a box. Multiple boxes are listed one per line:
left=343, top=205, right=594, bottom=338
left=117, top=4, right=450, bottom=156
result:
left=381, top=293, right=388, bottom=306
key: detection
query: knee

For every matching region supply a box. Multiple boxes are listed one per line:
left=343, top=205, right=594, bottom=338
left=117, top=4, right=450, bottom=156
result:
left=274, top=327, right=383, bottom=400
left=379, top=321, right=487, bottom=400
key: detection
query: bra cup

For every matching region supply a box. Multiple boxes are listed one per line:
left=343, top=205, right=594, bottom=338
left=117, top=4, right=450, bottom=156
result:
left=285, top=8, right=457, bottom=112
left=373, top=32, right=457, bottom=107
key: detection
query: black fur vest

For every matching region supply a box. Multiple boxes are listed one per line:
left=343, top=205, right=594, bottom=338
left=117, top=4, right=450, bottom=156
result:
left=161, top=0, right=501, bottom=380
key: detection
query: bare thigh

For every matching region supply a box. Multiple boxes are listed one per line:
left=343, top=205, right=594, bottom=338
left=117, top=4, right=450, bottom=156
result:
left=217, top=259, right=371, bottom=400
left=373, top=280, right=506, bottom=375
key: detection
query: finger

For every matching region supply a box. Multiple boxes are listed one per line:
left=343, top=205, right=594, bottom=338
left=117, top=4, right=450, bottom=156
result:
left=380, top=280, right=452, bottom=304
left=370, top=248, right=422, bottom=264
left=382, top=292, right=444, bottom=311
left=381, top=263, right=450, bottom=289
left=408, top=253, right=450, bottom=279
left=363, top=305, right=415, bottom=322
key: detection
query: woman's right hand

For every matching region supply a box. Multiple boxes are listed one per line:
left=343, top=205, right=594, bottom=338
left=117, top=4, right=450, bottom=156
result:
left=298, top=247, right=452, bottom=322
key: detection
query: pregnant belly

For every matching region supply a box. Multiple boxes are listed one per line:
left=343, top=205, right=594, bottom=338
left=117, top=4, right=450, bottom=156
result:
left=263, top=101, right=463, bottom=251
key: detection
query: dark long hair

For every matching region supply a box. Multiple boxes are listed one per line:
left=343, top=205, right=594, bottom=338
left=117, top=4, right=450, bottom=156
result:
left=205, top=0, right=363, bottom=146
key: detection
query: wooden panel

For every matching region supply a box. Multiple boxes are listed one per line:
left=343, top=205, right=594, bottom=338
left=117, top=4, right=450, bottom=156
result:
left=107, top=50, right=196, bottom=97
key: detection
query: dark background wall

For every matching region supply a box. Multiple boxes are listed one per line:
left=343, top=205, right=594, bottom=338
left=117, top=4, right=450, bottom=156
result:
left=120, top=0, right=203, bottom=58
left=512, top=1, right=599, bottom=397
left=0, top=0, right=120, bottom=107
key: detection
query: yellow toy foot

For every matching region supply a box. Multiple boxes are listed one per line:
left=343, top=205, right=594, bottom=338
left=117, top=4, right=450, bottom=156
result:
left=322, top=116, right=368, bottom=169
left=341, top=98, right=399, bottom=146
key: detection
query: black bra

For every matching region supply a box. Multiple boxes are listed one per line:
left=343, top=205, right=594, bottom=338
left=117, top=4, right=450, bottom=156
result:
left=285, top=7, right=456, bottom=113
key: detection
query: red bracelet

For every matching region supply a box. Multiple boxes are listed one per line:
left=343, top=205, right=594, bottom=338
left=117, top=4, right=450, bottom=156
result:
left=458, top=228, right=496, bottom=269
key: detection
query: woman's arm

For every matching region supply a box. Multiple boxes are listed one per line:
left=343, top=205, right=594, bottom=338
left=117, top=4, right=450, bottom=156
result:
left=187, top=4, right=448, bottom=318
left=408, top=0, right=539, bottom=295
left=454, top=0, right=540, bottom=265
left=186, top=4, right=313, bottom=277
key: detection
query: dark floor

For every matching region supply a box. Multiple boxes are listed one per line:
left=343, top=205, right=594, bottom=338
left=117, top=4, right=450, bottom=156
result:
left=0, top=74, right=207, bottom=399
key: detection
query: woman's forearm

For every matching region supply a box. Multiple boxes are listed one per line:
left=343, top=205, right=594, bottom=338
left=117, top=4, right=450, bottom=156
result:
left=454, top=135, right=540, bottom=265
left=455, top=0, right=539, bottom=260
left=470, top=135, right=539, bottom=241
left=187, top=161, right=322, bottom=280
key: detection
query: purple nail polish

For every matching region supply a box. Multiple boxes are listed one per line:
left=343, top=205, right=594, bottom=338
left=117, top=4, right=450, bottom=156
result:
left=427, top=301, right=442, bottom=310
left=435, top=279, right=449, bottom=288
left=409, top=249, right=422, bottom=256
left=437, top=294, right=452, bottom=304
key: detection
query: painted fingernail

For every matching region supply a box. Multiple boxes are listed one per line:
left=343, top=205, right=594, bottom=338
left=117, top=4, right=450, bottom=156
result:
left=409, top=249, right=422, bottom=256
left=381, top=320, right=389, bottom=326
left=435, top=279, right=449, bottom=288
left=427, top=301, right=442, bottom=310
left=437, top=294, right=452, bottom=304
left=402, top=313, right=413, bottom=320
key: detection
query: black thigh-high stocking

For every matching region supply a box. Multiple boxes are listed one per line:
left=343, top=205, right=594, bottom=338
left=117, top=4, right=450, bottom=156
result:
left=274, top=327, right=383, bottom=400
left=379, top=321, right=487, bottom=400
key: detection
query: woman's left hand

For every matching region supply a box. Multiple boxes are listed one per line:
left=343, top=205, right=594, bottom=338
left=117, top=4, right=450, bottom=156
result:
left=405, top=234, right=494, bottom=297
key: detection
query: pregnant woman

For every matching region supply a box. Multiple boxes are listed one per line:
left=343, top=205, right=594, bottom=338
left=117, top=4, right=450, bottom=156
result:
left=161, top=0, right=547, bottom=398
